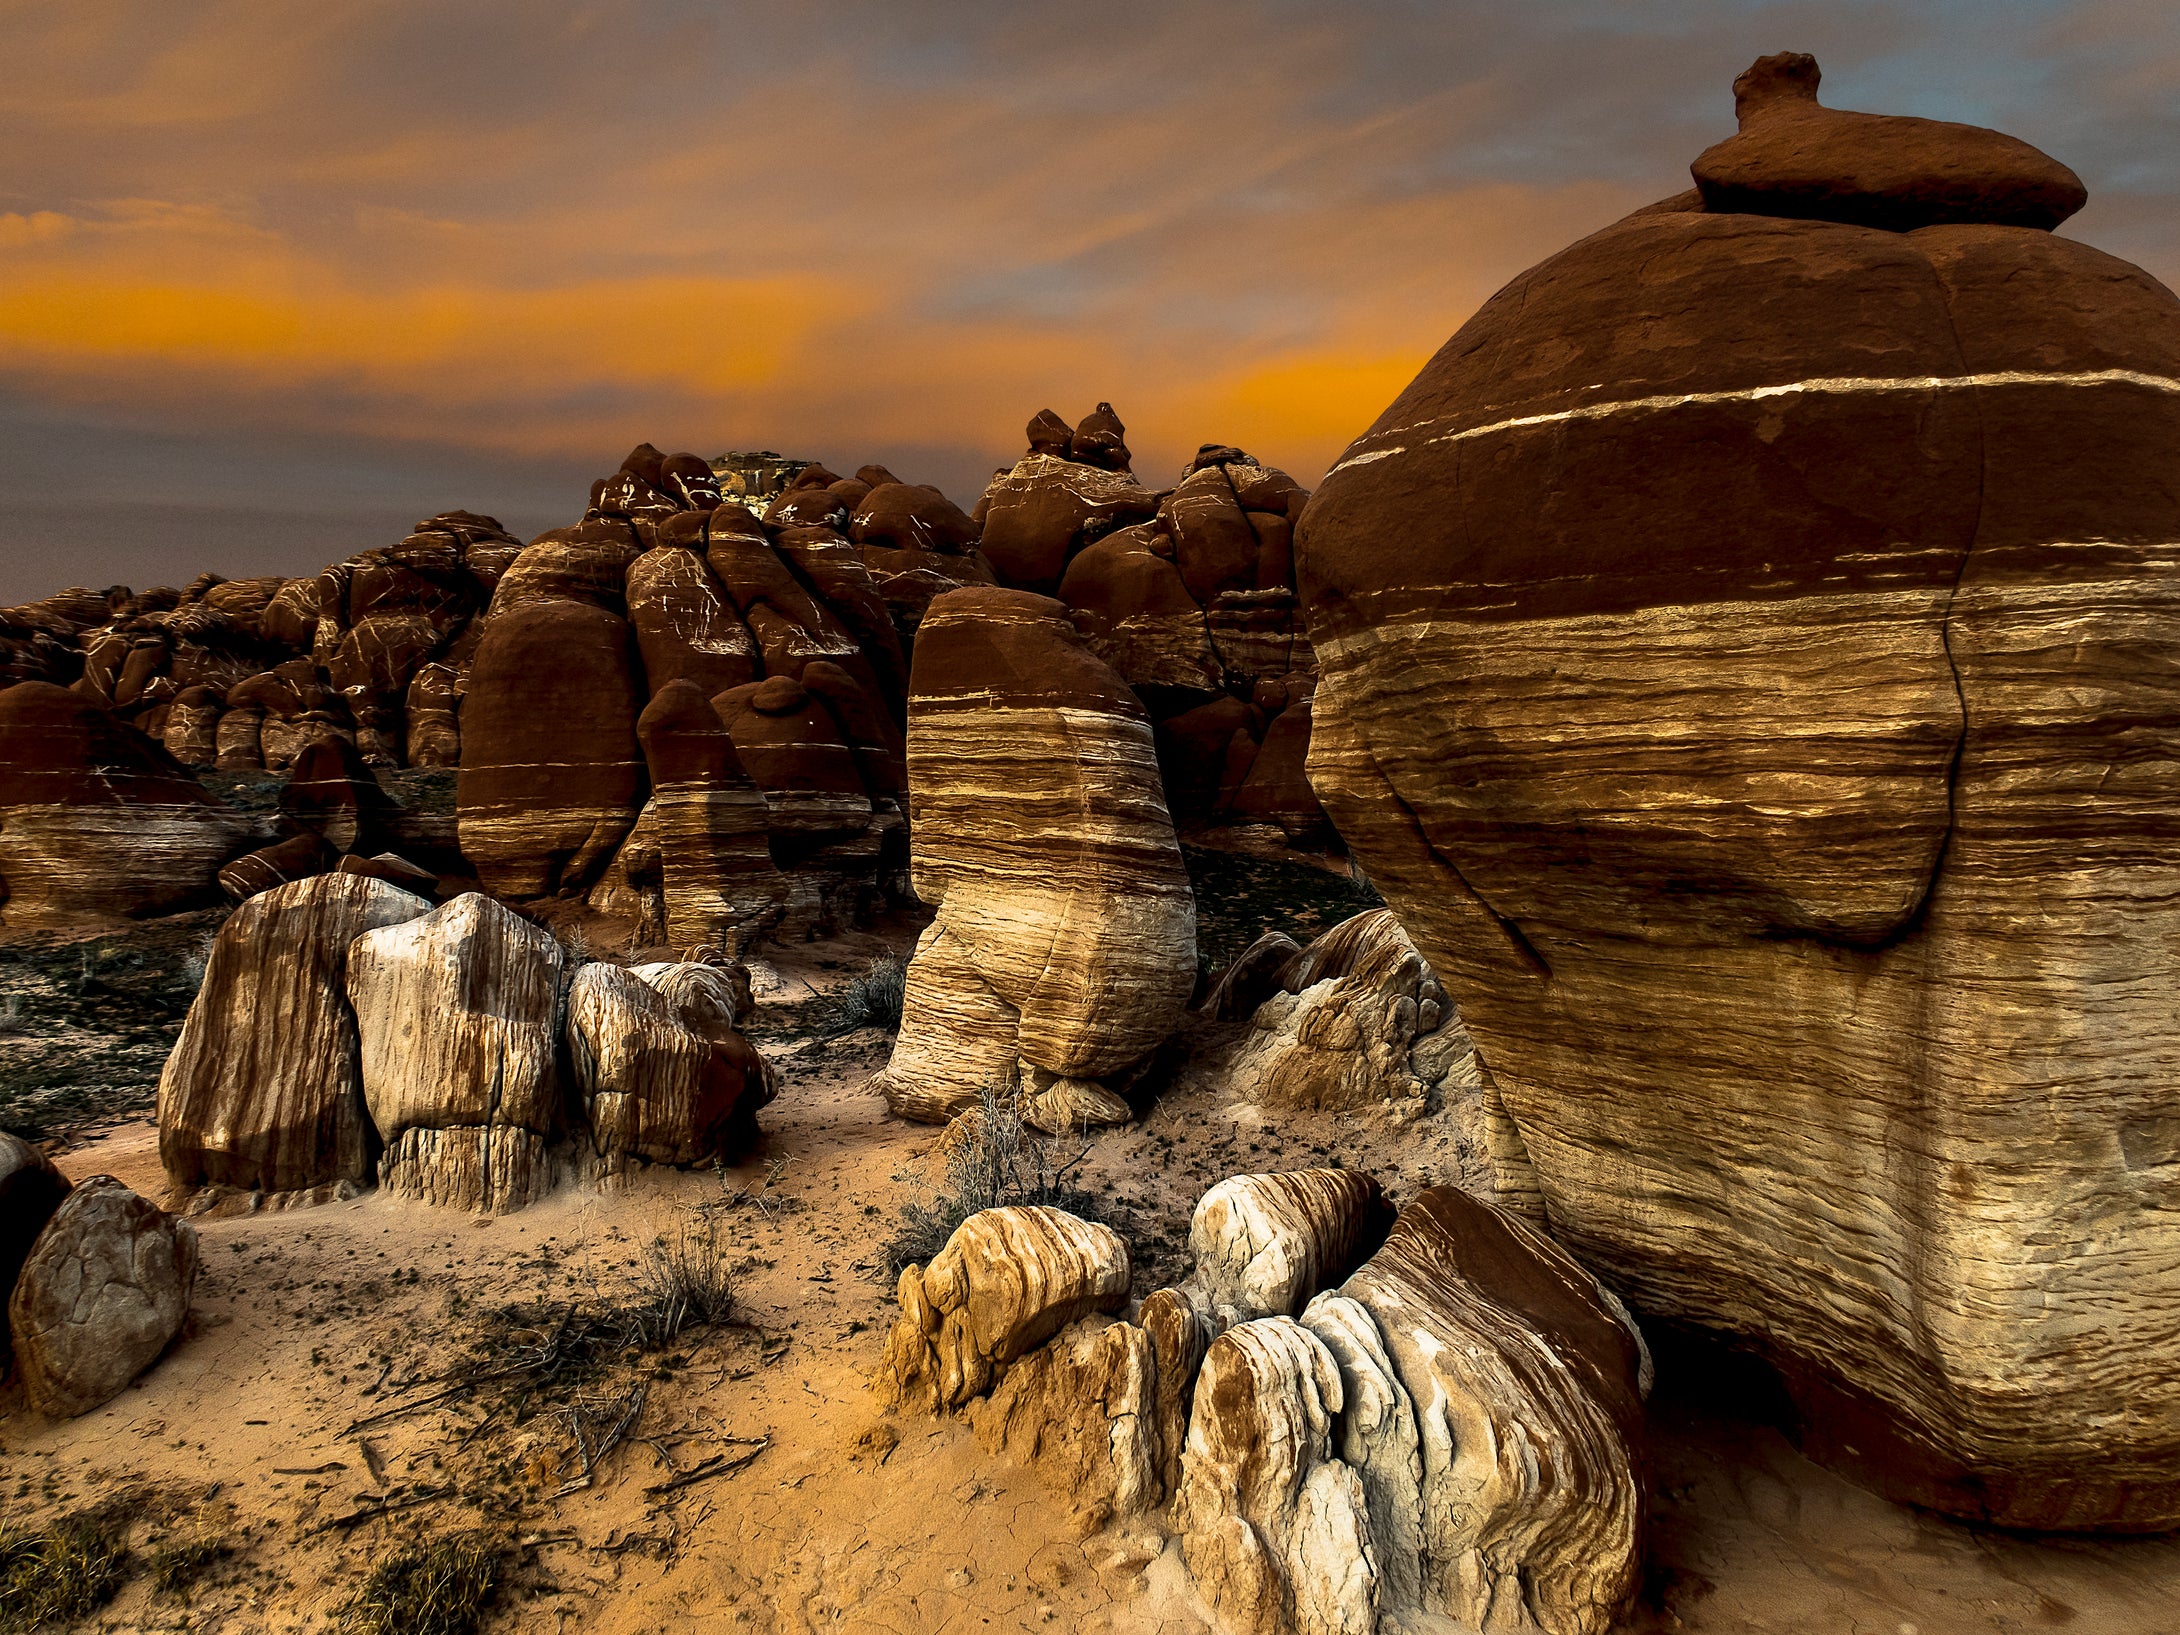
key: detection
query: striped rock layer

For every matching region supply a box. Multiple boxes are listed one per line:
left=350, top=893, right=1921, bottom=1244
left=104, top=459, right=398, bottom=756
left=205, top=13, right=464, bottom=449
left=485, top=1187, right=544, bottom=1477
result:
left=867, top=1178, right=1640, bottom=1635
left=1168, top=1184, right=1645, bottom=1635
left=870, top=587, right=1197, bottom=1125
left=567, top=960, right=775, bottom=1176
left=878, top=1204, right=1132, bottom=1412
left=158, top=874, right=432, bottom=1201
left=1295, top=72, right=2180, bottom=1528
left=1187, top=1168, right=1393, bottom=1328
left=0, top=681, right=266, bottom=926
left=1209, top=909, right=1488, bottom=1116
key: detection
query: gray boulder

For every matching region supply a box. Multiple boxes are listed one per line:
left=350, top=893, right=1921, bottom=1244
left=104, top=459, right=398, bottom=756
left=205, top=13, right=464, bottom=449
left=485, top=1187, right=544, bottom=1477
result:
left=9, top=1175, right=198, bottom=1416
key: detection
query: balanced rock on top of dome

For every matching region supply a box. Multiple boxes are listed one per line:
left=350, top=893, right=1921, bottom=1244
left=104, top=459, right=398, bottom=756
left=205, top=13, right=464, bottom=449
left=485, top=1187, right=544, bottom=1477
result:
left=1296, top=53, right=2180, bottom=1529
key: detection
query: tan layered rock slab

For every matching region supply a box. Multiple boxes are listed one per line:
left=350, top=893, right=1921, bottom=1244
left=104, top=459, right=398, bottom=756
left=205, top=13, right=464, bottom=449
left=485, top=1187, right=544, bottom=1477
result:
left=1186, top=1168, right=1391, bottom=1328
left=1333, top=1187, right=1647, bottom=1635
left=347, top=892, right=564, bottom=1214
left=568, top=960, right=776, bottom=1175
left=878, top=1204, right=1130, bottom=1413
left=1173, top=1316, right=1378, bottom=1635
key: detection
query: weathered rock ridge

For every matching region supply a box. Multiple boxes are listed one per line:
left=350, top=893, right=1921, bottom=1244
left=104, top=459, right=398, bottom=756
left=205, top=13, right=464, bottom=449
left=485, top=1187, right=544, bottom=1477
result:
left=874, top=1173, right=1645, bottom=1635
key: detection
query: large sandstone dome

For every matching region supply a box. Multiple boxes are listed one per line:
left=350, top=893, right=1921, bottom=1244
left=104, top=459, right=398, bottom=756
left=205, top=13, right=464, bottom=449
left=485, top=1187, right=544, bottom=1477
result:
left=1295, top=54, right=2180, bottom=1529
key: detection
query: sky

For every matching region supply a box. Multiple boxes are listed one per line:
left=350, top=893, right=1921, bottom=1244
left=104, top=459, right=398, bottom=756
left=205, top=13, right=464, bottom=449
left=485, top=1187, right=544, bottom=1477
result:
left=2, top=0, right=2176, bottom=603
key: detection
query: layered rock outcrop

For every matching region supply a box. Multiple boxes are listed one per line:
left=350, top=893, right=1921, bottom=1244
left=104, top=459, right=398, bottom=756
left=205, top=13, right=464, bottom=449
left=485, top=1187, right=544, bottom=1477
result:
left=1320, top=1187, right=1647, bottom=1635
left=874, top=1176, right=1640, bottom=1635
left=347, top=893, right=565, bottom=1213
left=158, top=873, right=432, bottom=1202
left=0, top=681, right=265, bottom=926
left=9, top=1175, right=199, bottom=1418
left=1210, top=909, right=1486, bottom=1115
left=868, top=588, right=1197, bottom=1126
left=1174, top=1317, right=1379, bottom=1635
left=452, top=444, right=920, bottom=945
left=878, top=1205, right=1131, bottom=1413
left=1187, top=1169, right=1393, bottom=1327
left=1296, top=55, right=2179, bottom=1528
left=983, top=410, right=1331, bottom=841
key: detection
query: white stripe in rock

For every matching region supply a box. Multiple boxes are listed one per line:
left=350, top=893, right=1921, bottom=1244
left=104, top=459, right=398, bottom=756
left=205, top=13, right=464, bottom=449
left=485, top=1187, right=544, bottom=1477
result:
left=1325, top=368, right=2180, bottom=477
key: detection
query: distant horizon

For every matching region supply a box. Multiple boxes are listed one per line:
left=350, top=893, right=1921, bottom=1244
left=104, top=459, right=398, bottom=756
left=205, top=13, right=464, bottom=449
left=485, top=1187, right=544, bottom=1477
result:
left=5, top=0, right=2176, bottom=603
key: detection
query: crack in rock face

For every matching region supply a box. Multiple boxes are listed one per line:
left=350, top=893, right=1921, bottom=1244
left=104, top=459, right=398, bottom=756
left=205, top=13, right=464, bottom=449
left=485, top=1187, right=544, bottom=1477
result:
left=1294, top=53, right=2180, bottom=1529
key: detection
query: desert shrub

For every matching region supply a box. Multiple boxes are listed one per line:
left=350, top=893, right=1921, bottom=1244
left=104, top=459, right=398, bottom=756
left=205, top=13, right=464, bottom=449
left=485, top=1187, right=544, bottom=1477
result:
left=629, top=1206, right=737, bottom=1347
left=0, top=1511, right=129, bottom=1633
left=885, top=1082, right=1108, bottom=1275
left=343, top=1531, right=500, bottom=1635
left=825, top=953, right=907, bottom=1037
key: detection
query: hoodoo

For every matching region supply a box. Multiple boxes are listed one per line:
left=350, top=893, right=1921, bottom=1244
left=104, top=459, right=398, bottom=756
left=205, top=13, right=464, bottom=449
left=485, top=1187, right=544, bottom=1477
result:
left=1296, top=54, right=2180, bottom=1529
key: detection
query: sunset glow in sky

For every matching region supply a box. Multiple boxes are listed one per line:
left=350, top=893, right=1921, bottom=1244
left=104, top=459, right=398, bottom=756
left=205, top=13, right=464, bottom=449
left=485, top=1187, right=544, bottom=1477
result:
left=3, top=0, right=2176, bottom=599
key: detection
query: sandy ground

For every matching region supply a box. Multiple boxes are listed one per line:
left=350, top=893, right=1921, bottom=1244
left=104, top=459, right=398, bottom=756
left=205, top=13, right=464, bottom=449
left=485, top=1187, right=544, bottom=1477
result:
left=4, top=926, right=2178, bottom=1633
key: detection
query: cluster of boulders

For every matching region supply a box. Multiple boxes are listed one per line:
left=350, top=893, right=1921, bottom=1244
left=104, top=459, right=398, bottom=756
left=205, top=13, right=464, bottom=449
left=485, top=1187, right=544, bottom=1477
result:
left=156, top=875, right=775, bottom=1213
left=0, top=514, right=524, bottom=773
left=1298, top=55, right=2180, bottom=1528
left=977, top=406, right=1329, bottom=841
left=868, top=586, right=1198, bottom=1131
left=878, top=1170, right=1647, bottom=1635
left=458, top=444, right=1001, bottom=944
left=1, top=1134, right=197, bottom=1419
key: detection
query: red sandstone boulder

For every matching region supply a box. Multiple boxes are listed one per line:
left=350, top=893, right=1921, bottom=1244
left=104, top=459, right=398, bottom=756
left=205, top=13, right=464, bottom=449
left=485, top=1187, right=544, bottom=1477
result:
left=458, top=600, right=646, bottom=898
left=713, top=674, right=872, bottom=835
left=627, top=542, right=761, bottom=700
left=637, top=679, right=785, bottom=952
left=1694, top=52, right=2086, bottom=232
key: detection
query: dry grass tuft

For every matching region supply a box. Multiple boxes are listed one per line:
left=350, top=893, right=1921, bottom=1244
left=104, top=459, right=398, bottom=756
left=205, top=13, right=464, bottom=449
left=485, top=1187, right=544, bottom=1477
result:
left=825, top=953, right=908, bottom=1036
left=630, top=1205, right=737, bottom=1348
left=343, top=1530, right=501, bottom=1635
left=0, top=1510, right=129, bottom=1633
left=149, top=1533, right=228, bottom=1597
left=885, top=1082, right=1107, bottom=1275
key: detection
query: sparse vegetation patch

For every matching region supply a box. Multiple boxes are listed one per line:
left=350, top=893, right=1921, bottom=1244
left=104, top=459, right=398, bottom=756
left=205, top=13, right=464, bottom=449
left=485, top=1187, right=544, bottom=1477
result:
left=0, top=1508, right=130, bottom=1633
left=886, top=1082, right=1114, bottom=1276
left=825, top=952, right=907, bottom=1036
left=342, top=1530, right=501, bottom=1635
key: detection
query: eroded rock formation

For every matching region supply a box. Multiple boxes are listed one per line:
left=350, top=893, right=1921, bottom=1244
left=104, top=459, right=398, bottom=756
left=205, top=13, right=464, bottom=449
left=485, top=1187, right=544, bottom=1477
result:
left=0, top=1133, right=69, bottom=1360
left=869, top=588, right=1197, bottom=1126
left=878, top=1205, right=1131, bottom=1412
left=1296, top=55, right=2180, bottom=1528
left=1174, top=1317, right=1379, bottom=1635
left=1187, top=1169, right=1393, bottom=1327
left=1323, top=1187, right=1647, bottom=1635
left=158, top=873, right=432, bottom=1202
left=0, top=681, right=266, bottom=926
left=984, top=411, right=1331, bottom=842
left=567, top=959, right=775, bottom=1177
left=347, top=892, right=565, bottom=1214
left=1210, top=909, right=1486, bottom=1115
